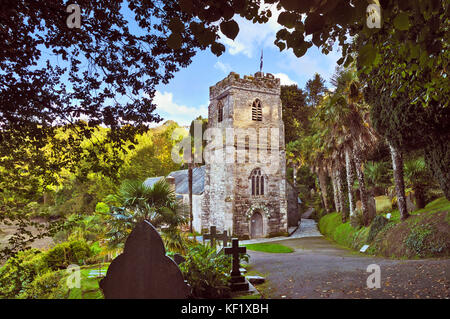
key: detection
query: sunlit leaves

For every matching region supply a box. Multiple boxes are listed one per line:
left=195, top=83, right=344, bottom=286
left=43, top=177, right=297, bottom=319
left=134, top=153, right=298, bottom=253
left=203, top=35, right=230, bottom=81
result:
left=358, top=44, right=378, bottom=67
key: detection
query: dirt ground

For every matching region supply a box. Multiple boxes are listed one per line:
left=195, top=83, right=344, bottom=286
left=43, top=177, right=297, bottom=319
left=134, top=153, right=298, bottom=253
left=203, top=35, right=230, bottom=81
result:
left=0, top=220, right=54, bottom=263
left=249, top=236, right=450, bottom=299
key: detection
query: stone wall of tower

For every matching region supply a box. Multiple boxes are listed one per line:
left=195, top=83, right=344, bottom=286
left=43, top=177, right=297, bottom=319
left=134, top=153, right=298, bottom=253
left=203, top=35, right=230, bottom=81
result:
left=202, top=71, right=288, bottom=238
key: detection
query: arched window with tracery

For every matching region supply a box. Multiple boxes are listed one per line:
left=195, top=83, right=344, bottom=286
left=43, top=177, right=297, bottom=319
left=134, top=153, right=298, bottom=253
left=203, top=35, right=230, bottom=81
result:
left=252, top=99, right=262, bottom=121
left=217, top=100, right=224, bottom=123
left=250, top=168, right=265, bottom=196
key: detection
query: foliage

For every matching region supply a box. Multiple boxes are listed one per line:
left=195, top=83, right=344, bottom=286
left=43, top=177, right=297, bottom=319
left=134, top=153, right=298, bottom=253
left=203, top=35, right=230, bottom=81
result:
left=364, top=160, right=391, bottom=193
left=281, top=84, right=310, bottom=144
left=0, top=249, right=48, bottom=298
left=368, top=215, right=389, bottom=242
left=18, top=270, right=65, bottom=299
left=245, top=243, right=293, bottom=253
left=44, top=240, right=92, bottom=270
left=95, top=202, right=110, bottom=214
left=0, top=238, right=95, bottom=298
left=179, top=244, right=236, bottom=299
left=305, top=73, right=327, bottom=108
left=319, top=197, right=450, bottom=258
left=161, top=228, right=187, bottom=254
left=53, top=214, right=108, bottom=244
left=119, top=121, right=184, bottom=181
left=1, top=0, right=217, bottom=191
left=106, top=178, right=187, bottom=248
left=404, top=226, right=433, bottom=257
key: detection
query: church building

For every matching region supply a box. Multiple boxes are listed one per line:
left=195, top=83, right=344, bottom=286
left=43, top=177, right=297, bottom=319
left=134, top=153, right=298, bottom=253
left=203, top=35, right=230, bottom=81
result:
left=144, top=71, right=300, bottom=239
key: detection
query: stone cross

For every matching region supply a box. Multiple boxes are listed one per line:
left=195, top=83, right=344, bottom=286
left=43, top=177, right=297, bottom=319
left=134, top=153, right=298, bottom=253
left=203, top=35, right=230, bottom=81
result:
left=224, top=238, right=249, bottom=292
left=203, top=226, right=229, bottom=248
left=203, top=226, right=218, bottom=247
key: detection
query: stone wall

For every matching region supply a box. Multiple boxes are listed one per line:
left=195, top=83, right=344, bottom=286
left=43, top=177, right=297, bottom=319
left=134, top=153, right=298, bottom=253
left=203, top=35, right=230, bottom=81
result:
left=202, top=72, right=288, bottom=238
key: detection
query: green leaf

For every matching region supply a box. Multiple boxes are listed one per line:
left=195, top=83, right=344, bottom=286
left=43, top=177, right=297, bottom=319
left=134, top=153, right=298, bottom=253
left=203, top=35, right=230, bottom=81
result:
left=220, top=20, right=239, bottom=40
left=358, top=43, right=377, bottom=66
left=393, top=12, right=410, bottom=31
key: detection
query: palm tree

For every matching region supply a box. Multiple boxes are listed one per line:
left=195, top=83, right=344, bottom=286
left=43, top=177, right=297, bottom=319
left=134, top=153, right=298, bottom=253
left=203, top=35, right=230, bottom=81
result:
left=388, top=143, right=409, bottom=219
left=320, top=69, right=379, bottom=224
left=404, top=156, right=430, bottom=209
left=107, top=178, right=187, bottom=248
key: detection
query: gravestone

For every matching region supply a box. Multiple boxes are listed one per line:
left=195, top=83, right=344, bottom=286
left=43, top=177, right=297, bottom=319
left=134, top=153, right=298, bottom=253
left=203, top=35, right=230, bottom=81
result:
left=99, top=220, right=189, bottom=299
left=203, top=226, right=229, bottom=248
left=368, top=196, right=376, bottom=217
left=224, top=239, right=249, bottom=292
left=173, top=253, right=186, bottom=265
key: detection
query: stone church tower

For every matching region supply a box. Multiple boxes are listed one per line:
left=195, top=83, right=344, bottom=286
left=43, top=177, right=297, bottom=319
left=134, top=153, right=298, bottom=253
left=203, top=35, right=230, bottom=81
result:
left=201, top=71, right=289, bottom=239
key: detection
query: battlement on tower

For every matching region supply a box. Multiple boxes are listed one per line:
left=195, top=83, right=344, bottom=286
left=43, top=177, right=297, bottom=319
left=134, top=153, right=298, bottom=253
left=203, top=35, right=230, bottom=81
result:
left=210, top=71, right=281, bottom=99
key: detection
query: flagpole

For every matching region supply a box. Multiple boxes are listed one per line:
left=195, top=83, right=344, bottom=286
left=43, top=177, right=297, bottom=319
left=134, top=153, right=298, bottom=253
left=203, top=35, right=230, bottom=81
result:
left=260, top=49, right=263, bottom=74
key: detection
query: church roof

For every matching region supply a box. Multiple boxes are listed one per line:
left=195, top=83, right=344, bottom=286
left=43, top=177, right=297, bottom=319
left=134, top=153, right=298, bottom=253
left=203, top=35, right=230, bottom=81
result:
left=143, top=165, right=205, bottom=195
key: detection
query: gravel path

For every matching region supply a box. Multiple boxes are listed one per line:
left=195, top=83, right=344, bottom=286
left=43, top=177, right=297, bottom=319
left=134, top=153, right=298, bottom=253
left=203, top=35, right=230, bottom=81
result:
left=247, top=219, right=450, bottom=299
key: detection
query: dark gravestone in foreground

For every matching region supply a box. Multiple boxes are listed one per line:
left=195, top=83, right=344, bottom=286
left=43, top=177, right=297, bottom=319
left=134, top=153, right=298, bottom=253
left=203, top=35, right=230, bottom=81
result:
left=224, top=239, right=249, bottom=292
left=100, top=220, right=189, bottom=299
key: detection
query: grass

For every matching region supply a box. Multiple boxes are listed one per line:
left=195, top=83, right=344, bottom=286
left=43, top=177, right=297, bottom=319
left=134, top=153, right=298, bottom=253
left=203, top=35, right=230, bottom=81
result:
left=58, top=263, right=109, bottom=299
left=318, top=197, right=450, bottom=259
left=244, top=243, right=294, bottom=253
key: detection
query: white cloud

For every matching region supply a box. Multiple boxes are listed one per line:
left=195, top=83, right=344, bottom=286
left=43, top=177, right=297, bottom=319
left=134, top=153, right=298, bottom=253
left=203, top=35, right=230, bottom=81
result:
left=214, top=61, right=232, bottom=74
left=218, top=6, right=282, bottom=58
left=276, top=45, right=341, bottom=88
left=272, top=72, right=298, bottom=86
left=153, top=91, right=208, bottom=126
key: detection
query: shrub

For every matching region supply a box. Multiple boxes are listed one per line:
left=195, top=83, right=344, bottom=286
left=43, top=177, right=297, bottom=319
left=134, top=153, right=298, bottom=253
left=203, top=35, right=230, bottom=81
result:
left=318, top=212, right=342, bottom=236
left=0, top=249, right=48, bottom=298
left=179, top=244, right=238, bottom=299
left=368, top=215, right=389, bottom=242
left=404, top=226, right=433, bottom=257
left=18, top=270, right=64, bottom=299
left=95, top=202, right=110, bottom=214
left=350, top=209, right=365, bottom=228
left=45, top=240, right=92, bottom=270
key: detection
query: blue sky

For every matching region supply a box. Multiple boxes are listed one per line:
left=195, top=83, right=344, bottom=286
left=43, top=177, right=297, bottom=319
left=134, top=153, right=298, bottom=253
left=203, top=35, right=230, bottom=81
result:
left=153, top=10, right=341, bottom=127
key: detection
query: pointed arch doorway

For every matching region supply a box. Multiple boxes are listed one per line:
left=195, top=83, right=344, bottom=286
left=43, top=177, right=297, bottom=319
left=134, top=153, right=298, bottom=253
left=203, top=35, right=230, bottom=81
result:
left=250, top=211, right=263, bottom=238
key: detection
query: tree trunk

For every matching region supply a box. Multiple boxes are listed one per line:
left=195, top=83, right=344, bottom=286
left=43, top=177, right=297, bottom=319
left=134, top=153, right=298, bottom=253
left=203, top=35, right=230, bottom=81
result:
left=345, top=148, right=355, bottom=218
left=188, top=163, right=193, bottom=233
left=331, top=169, right=340, bottom=213
left=337, top=167, right=349, bottom=222
left=389, top=142, right=409, bottom=220
left=353, top=148, right=370, bottom=225
left=317, top=167, right=330, bottom=213
left=293, top=164, right=297, bottom=188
